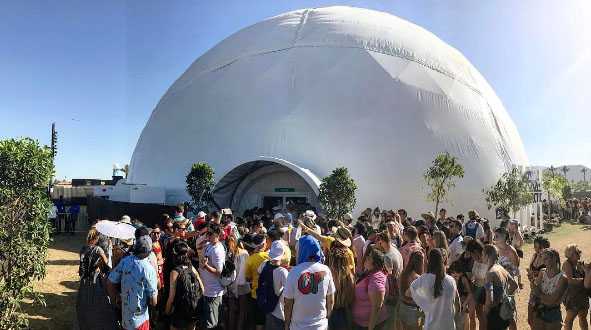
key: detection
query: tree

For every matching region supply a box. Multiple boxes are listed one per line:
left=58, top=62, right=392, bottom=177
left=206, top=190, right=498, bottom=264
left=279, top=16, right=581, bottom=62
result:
left=572, top=180, right=591, bottom=193
left=561, top=166, right=570, bottom=181
left=185, top=162, right=215, bottom=211
left=318, top=167, right=358, bottom=221
left=122, top=164, right=129, bottom=179
left=424, top=152, right=465, bottom=215
left=542, top=170, right=568, bottom=203
left=581, top=167, right=587, bottom=182
left=483, top=167, right=532, bottom=218
left=0, top=138, right=54, bottom=329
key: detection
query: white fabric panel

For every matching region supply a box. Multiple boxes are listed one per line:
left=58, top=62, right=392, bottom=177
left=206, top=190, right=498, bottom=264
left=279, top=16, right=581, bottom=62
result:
left=128, top=6, right=528, bottom=219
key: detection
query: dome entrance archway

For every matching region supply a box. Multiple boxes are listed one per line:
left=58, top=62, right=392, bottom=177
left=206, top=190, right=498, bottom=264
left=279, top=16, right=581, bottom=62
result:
left=212, top=157, right=321, bottom=214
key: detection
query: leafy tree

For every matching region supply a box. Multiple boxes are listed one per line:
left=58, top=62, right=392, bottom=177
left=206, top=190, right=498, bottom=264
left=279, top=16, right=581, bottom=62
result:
left=319, top=167, right=358, bottom=221
left=0, top=138, right=54, bottom=329
left=542, top=170, right=568, bottom=203
left=185, top=162, right=215, bottom=210
left=483, top=167, right=532, bottom=218
left=424, top=152, right=465, bottom=214
left=581, top=167, right=588, bottom=182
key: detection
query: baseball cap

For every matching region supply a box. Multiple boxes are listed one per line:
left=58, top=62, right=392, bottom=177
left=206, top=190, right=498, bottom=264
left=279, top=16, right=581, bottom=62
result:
left=273, top=213, right=285, bottom=221
left=197, top=211, right=206, bottom=218
left=133, top=235, right=153, bottom=257
left=268, top=241, right=285, bottom=261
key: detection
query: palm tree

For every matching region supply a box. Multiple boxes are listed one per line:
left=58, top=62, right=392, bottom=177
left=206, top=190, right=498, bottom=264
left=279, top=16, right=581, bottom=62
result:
left=582, top=167, right=588, bottom=182
left=561, top=166, right=570, bottom=181
left=122, top=164, right=129, bottom=179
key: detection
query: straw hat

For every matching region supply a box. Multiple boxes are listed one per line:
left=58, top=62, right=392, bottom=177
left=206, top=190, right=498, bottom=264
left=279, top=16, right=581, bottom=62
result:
left=420, top=211, right=436, bottom=222
left=332, top=226, right=352, bottom=248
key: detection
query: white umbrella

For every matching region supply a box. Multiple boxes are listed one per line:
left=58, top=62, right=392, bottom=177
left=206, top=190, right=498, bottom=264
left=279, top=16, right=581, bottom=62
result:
left=95, top=220, right=136, bottom=239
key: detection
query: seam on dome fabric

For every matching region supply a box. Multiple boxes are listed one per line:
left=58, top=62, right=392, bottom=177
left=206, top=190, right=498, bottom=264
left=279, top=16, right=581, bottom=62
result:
left=171, top=44, right=482, bottom=100
left=292, top=9, right=311, bottom=46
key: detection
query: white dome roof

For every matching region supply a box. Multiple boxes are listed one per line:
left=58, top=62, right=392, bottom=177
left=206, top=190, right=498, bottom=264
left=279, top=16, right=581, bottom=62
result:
left=128, top=6, right=528, bottom=216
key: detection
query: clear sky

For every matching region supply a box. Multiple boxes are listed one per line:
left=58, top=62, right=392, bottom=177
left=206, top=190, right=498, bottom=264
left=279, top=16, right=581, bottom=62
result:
left=1, top=0, right=589, bottom=179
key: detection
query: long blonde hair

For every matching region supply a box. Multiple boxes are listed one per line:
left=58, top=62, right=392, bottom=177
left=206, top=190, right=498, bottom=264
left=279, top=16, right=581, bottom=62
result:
left=327, top=243, right=355, bottom=308
left=432, top=231, right=449, bottom=251
left=87, top=228, right=100, bottom=244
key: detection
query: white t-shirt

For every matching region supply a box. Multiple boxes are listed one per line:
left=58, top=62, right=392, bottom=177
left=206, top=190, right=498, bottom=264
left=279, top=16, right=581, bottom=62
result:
left=410, top=273, right=458, bottom=330
left=383, top=244, right=404, bottom=278
left=272, top=266, right=289, bottom=320
left=256, top=261, right=288, bottom=320
left=284, top=262, right=335, bottom=330
left=231, top=249, right=250, bottom=297
left=198, top=241, right=226, bottom=297
left=48, top=205, right=58, bottom=219
left=448, top=235, right=464, bottom=265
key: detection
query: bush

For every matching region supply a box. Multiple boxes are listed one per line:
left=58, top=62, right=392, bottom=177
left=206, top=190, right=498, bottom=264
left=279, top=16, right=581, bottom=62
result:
left=0, top=138, right=54, bottom=329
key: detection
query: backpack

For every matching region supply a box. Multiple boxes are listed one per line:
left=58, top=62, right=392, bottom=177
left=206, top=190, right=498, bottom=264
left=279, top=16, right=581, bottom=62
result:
left=79, top=245, right=101, bottom=279
left=465, top=221, right=478, bottom=239
left=220, top=247, right=236, bottom=287
left=499, top=274, right=516, bottom=321
left=256, top=262, right=281, bottom=313
left=174, top=266, right=202, bottom=319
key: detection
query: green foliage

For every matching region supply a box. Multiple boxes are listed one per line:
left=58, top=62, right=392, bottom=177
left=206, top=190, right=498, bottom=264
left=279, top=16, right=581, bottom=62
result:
left=0, top=138, right=54, bottom=329
left=562, top=185, right=573, bottom=200
left=542, top=170, right=568, bottom=201
left=572, top=180, right=591, bottom=193
left=483, top=167, right=531, bottom=216
left=319, top=167, right=357, bottom=221
left=424, top=152, right=465, bottom=214
left=185, top=162, right=215, bottom=210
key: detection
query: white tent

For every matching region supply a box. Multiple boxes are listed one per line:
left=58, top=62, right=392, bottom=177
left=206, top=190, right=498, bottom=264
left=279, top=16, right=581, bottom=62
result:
left=127, top=6, right=528, bottom=220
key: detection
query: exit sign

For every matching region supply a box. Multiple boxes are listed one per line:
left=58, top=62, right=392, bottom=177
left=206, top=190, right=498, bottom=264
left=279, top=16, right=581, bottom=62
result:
left=274, top=188, right=295, bottom=192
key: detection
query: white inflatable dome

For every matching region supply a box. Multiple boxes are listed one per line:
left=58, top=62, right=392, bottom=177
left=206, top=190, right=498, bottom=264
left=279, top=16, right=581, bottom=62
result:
left=128, top=6, right=528, bottom=218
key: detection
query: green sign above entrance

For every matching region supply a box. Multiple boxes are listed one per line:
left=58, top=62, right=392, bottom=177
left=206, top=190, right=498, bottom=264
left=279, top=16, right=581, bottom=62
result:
left=274, top=187, right=295, bottom=192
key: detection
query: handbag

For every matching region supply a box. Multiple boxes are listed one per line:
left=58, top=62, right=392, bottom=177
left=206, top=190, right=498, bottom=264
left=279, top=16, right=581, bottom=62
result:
left=499, top=278, right=516, bottom=321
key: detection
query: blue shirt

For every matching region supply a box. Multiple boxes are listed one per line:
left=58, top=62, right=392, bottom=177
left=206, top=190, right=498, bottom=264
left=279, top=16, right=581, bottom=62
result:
left=69, top=204, right=80, bottom=214
left=56, top=201, right=66, bottom=213
left=108, top=255, right=158, bottom=330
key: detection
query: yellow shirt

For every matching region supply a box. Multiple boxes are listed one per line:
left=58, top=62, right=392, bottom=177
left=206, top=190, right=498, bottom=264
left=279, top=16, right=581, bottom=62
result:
left=319, top=235, right=356, bottom=272
left=244, top=251, right=269, bottom=298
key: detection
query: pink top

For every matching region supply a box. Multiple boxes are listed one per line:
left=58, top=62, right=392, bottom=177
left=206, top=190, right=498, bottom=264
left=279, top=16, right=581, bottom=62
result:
left=399, top=241, right=424, bottom=268
left=352, top=271, right=389, bottom=327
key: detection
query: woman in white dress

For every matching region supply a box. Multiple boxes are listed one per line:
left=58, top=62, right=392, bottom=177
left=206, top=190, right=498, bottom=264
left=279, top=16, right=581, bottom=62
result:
left=410, top=248, right=461, bottom=330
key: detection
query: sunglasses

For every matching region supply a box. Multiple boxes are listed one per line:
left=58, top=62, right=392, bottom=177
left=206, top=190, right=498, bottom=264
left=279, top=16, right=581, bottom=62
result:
left=176, top=227, right=187, bottom=231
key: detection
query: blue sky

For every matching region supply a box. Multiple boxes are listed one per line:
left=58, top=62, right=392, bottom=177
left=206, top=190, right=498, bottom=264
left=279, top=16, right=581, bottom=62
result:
left=1, top=1, right=589, bottom=179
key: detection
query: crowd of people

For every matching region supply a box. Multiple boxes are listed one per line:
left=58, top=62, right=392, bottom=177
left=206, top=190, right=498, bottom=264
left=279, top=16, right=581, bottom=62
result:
left=562, top=198, right=591, bottom=223
left=75, top=204, right=591, bottom=330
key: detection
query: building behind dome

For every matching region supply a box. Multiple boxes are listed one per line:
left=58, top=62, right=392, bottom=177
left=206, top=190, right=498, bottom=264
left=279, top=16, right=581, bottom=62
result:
left=125, top=6, right=529, bottom=220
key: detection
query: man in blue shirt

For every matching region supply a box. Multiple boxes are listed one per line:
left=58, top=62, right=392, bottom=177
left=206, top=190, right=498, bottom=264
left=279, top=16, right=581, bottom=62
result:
left=107, top=235, right=158, bottom=330
left=67, top=203, right=80, bottom=235
left=55, top=195, right=66, bottom=234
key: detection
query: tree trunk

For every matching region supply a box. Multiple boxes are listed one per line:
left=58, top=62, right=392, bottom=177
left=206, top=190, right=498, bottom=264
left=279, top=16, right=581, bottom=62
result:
left=435, top=198, right=440, bottom=218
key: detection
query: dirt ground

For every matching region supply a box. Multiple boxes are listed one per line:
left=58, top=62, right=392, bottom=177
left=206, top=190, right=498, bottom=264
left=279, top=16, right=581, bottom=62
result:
left=26, top=222, right=591, bottom=329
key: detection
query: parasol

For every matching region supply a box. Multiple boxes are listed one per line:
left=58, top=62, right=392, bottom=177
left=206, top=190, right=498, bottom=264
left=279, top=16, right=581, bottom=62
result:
left=95, top=220, right=136, bottom=239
